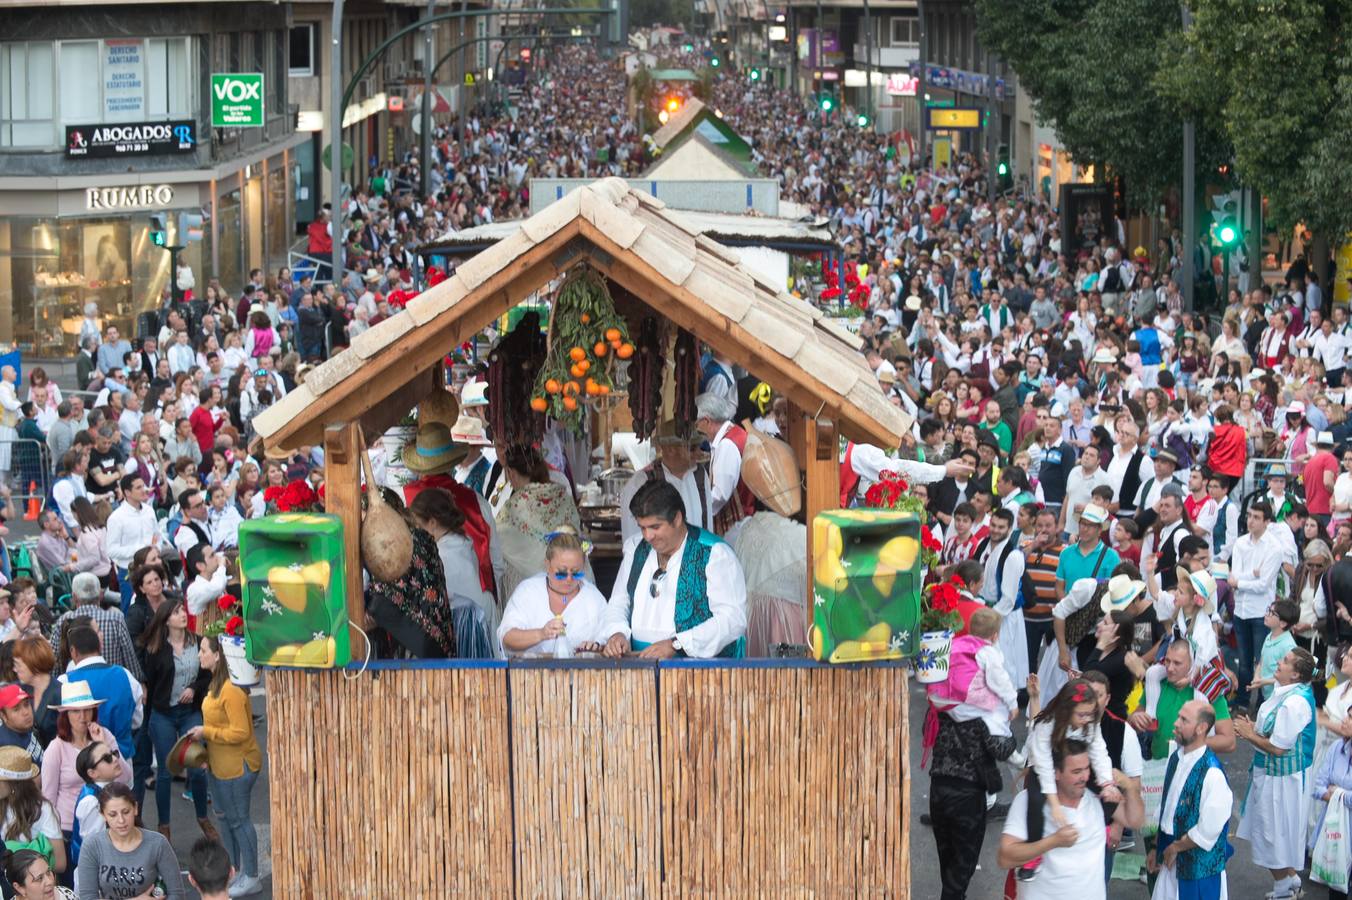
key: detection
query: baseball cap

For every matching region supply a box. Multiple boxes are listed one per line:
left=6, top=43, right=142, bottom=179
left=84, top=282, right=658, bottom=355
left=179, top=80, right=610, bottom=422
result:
left=0, top=684, right=31, bottom=710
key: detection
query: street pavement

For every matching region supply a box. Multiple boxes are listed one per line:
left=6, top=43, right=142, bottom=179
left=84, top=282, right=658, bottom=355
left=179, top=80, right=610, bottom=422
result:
left=905, top=674, right=1281, bottom=899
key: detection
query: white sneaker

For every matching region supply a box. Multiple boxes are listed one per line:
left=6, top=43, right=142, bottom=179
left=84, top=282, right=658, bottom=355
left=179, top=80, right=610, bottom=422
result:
left=228, top=874, right=262, bottom=897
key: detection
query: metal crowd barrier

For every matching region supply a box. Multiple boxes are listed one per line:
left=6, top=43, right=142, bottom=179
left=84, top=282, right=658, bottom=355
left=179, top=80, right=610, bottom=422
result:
left=0, top=439, right=52, bottom=509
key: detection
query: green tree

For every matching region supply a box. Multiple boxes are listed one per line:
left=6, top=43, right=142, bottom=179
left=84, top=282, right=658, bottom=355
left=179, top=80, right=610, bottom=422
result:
left=974, top=0, right=1228, bottom=209
left=1155, top=0, right=1352, bottom=242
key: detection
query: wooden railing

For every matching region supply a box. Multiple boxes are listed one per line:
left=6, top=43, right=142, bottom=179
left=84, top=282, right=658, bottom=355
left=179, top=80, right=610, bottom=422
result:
left=266, top=659, right=910, bottom=898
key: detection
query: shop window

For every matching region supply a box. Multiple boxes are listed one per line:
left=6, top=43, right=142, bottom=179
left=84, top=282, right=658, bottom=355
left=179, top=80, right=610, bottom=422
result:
left=290, top=24, right=315, bottom=77
left=145, top=38, right=191, bottom=119
left=0, top=42, right=55, bottom=148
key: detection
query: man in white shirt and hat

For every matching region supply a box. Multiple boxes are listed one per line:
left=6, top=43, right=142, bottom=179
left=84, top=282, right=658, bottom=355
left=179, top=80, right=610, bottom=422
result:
left=618, top=421, right=712, bottom=545
left=596, top=480, right=747, bottom=659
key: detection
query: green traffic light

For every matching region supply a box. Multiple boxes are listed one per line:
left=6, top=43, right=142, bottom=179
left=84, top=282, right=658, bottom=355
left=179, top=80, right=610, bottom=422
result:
left=1219, top=225, right=1236, bottom=244
left=1218, top=217, right=1239, bottom=246
left=749, top=69, right=760, bottom=81
left=857, top=114, right=869, bottom=127
left=151, top=232, right=166, bottom=247
left=997, top=161, right=1009, bottom=176
left=820, top=96, right=834, bottom=112
left=711, top=57, right=720, bottom=67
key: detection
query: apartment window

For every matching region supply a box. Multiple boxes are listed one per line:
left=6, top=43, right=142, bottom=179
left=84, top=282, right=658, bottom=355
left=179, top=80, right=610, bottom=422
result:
left=889, top=17, right=918, bottom=47
left=290, top=24, right=315, bottom=76
left=0, top=42, right=55, bottom=148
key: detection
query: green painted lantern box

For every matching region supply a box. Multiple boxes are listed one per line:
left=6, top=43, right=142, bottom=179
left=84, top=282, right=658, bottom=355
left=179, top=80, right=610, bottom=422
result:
left=238, top=513, right=351, bottom=669
left=810, top=509, right=922, bottom=664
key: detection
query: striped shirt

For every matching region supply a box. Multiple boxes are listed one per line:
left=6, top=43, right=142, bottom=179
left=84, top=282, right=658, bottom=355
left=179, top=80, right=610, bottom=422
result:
left=1021, top=541, right=1064, bottom=622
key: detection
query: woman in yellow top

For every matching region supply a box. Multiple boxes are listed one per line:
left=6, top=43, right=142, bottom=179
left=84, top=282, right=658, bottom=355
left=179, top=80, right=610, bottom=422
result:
left=185, top=636, right=263, bottom=898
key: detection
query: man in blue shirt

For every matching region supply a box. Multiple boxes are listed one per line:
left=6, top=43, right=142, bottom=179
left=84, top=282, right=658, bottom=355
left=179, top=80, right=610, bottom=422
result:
left=1056, top=503, right=1120, bottom=596
left=95, top=325, right=132, bottom=375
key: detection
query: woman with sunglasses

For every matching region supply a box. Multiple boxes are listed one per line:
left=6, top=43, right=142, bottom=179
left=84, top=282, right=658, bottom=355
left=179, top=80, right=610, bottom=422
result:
left=498, top=529, right=607, bottom=658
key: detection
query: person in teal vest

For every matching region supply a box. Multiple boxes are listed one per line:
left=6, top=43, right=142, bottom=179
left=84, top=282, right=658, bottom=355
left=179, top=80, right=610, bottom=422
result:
left=594, top=480, right=747, bottom=659
left=1234, top=647, right=1319, bottom=900
left=1149, top=699, right=1233, bottom=900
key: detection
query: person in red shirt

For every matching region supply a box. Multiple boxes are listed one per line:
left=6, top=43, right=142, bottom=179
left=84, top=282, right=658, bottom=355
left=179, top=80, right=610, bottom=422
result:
left=189, top=385, right=222, bottom=457
left=1303, top=431, right=1340, bottom=525
left=1205, top=404, right=1248, bottom=488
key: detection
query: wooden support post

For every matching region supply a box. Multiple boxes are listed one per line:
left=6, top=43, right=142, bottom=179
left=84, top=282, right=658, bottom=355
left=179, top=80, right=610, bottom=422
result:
left=800, top=413, right=839, bottom=617
left=324, top=421, right=367, bottom=655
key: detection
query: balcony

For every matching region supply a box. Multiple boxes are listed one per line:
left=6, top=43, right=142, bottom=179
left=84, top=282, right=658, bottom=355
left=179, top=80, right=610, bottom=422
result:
left=853, top=42, right=918, bottom=69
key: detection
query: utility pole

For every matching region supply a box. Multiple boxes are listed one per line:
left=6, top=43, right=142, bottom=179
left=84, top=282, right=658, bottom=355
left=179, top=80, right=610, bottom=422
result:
left=329, top=0, right=346, bottom=290
left=788, top=5, right=797, bottom=94
left=916, top=0, right=926, bottom=167
left=986, top=50, right=997, bottom=205
left=420, top=0, right=437, bottom=198
left=862, top=0, right=873, bottom=126
left=1181, top=4, right=1195, bottom=311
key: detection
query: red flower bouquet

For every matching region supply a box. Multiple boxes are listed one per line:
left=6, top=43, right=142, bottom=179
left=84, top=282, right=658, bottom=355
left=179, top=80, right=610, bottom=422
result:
left=920, top=575, right=966, bottom=634
left=863, top=471, right=941, bottom=569
left=265, top=480, right=321, bottom=514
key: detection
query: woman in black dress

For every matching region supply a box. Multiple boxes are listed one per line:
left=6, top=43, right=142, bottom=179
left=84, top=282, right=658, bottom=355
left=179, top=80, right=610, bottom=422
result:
left=1081, top=610, right=1139, bottom=769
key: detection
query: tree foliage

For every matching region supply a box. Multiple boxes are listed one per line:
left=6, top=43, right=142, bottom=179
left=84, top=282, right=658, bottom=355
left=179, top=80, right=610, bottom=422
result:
left=974, top=0, right=1228, bottom=210
left=629, top=0, right=696, bottom=30
left=1155, top=0, right=1352, bottom=238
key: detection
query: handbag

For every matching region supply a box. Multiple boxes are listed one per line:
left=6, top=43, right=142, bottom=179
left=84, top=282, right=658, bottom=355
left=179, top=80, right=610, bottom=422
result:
left=1312, top=786, right=1352, bottom=892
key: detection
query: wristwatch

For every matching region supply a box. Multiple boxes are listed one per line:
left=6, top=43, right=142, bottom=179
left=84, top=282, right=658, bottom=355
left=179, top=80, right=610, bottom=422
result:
left=671, top=636, right=683, bottom=652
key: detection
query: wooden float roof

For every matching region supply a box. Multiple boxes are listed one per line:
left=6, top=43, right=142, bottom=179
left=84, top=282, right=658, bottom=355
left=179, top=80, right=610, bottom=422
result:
left=253, top=177, right=911, bottom=451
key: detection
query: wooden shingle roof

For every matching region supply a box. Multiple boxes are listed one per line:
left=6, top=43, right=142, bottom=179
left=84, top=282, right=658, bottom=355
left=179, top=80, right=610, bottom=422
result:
left=254, top=178, right=909, bottom=451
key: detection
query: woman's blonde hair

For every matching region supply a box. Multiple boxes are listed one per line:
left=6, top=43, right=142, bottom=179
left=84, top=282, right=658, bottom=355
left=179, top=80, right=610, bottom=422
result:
left=545, top=525, right=585, bottom=559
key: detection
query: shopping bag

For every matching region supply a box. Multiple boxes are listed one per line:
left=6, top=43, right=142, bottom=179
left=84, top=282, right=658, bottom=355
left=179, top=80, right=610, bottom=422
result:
left=1312, top=787, right=1352, bottom=892
left=1139, top=757, right=1169, bottom=837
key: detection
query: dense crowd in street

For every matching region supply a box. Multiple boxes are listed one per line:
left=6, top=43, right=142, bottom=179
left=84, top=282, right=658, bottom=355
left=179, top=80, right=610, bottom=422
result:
left=0, top=38, right=1346, bottom=899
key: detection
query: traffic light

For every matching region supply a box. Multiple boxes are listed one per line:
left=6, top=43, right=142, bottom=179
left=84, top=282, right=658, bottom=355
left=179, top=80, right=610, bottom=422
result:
left=996, top=144, right=1012, bottom=191
left=1217, top=217, right=1240, bottom=248
left=819, top=93, right=834, bottom=112
left=149, top=215, right=167, bottom=248
left=711, top=56, right=720, bottom=68
left=749, top=68, right=760, bottom=81
left=857, top=112, right=870, bottom=127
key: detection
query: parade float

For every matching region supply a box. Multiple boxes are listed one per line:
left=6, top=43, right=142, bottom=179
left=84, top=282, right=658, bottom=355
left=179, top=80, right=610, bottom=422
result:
left=250, top=178, right=919, bottom=897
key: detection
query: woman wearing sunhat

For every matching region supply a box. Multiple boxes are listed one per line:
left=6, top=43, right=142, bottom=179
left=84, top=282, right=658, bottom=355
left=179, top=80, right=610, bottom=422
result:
left=0, top=745, right=66, bottom=876
left=39, top=681, right=129, bottom=851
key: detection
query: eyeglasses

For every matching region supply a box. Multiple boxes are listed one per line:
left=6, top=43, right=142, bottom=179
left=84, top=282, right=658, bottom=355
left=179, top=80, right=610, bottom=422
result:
left=94, top=750, right=118, bottom=766
left=549, top=570, right=584, bottom=582
left=649, top=568, right=668, bottom=598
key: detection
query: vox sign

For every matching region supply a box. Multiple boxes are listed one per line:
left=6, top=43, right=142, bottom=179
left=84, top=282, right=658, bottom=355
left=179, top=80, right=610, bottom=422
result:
left=211, top=73, right=265, bottom=127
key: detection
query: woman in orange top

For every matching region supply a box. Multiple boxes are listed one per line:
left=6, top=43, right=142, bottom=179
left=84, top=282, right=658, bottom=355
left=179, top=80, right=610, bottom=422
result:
left=185, top=636, right=263, bottom=898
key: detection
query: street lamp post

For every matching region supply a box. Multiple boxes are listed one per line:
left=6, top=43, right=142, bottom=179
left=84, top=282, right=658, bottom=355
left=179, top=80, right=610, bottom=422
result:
left=420, top=0, right=437, bottom=199
left=916, top=0, right=926, bottom=167
left=330, top=0, right=346, bottom=290
left=1181, top=3, right=1196, bottom=311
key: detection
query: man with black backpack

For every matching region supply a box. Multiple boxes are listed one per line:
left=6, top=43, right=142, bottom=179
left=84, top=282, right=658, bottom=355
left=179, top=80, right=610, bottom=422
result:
left=977, top=508, right=1031, bottom=692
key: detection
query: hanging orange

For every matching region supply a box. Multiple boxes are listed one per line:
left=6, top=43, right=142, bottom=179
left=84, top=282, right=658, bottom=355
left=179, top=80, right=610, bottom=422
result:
left=570, top=363, right=586, bottom=378
left=593, top=342, right=609, bottom=357
left=562, top=395, right=578, bottom=411
left=604, top=327, right=622, bottom=342
left=616, top=343, right=635, bottom=359
left=610, top=338, right=622, bottom=349
left=580, top=313, right=591, bottom=324
left=544, top=378, right=562, bottom=395
left=563, top=381, right=581, bottom=395
left=529, top=397, right=548, bottom=413
left=569, top=347, right=587, bottom=362
left=597, top=384, right=610, bottom=396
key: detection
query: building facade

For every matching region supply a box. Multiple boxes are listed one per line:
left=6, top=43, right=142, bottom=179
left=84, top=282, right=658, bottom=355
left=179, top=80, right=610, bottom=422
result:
left=0, top=3, right=301, bottom=354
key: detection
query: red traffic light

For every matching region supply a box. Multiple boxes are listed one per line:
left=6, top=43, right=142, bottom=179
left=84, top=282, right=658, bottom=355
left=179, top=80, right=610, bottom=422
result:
left=388, top=96, right=405, bottom=112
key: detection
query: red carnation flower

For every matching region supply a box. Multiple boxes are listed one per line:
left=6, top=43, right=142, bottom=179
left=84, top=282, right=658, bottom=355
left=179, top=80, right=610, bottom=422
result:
left=224, top=615, right=244, bottom=637
left=218, top=594, right=239, bottom=612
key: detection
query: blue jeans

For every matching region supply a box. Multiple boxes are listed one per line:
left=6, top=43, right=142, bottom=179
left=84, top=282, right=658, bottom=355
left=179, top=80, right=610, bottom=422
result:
left=1234, top=615, right=1270, bottom=710
left=209, top=767, right=260, bottom=877
left=149, top=706, right=208, bottom=824
left=116, top=565, right=132, bottom=613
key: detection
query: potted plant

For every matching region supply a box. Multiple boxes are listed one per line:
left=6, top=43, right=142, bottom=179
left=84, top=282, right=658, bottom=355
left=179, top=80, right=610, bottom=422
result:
left=914, top=575, right=966, bottom=684
left=204, top=594, right=259, bottom=688
left=862, top=470, right=943, bottom=572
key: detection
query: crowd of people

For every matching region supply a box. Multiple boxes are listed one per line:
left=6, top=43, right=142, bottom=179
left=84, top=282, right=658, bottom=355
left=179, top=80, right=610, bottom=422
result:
left=0, top=37, right=1345, bottom=900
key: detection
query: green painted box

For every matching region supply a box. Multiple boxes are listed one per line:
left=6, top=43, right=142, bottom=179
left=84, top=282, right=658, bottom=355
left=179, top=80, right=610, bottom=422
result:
left=238, top=513, right=351, bottom=669
left=810, top=510, right=922, bottom=663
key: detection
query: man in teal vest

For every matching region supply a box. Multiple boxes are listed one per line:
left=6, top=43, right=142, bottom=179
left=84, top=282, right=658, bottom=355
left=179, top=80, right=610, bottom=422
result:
left=597, top=480, right=747, bottom=659
left=1149, top=699, right=1233, bottom=900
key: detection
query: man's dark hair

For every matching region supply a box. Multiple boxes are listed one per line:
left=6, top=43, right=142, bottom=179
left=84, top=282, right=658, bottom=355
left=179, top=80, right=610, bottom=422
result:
left=119, top=473, right=144, bottom=495
left=629, top=480, right=686, bottom=526
left=959, top=447, right=980, bottom=465
left=1053, top=738, right=1091, bottom=771
left=186, top=543, right=210, bottom=577
left=953, top=502, right=977, bottom=521
left=67, top=625, right=100, bottom=658
left=1250, top=500, right=1274, bottom=522
left=1195, top=704, right=1217, bottom=732
left=1001, top=466, right=1029, bottom=492
left=189, top=837, right=232, bottom=893
left=992, top=508, right=1015, bottom=527
left=1271, top=599, right=1300, bottom=628
left=919, top=419, right=943, bottom=441
left=1178, top=535, right=1208, bottom=561
left=178, top=489, right=200, bottom=511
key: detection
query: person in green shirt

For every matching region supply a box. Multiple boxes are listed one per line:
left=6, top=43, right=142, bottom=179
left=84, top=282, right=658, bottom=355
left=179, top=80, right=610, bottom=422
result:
left=1251, top=599, right=1298, bottom=704
left=1129, top=639, right=1236, bottom=760
left=979, top=399, right=1013, bottom=457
